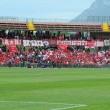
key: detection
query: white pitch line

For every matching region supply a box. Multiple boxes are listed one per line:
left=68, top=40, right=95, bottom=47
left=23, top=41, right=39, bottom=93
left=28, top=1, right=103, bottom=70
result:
left=51, top=105, right=87, bottom=110
left=0, top=101, right=87, bottom=110
left=0, top=101, right=85, bottom=105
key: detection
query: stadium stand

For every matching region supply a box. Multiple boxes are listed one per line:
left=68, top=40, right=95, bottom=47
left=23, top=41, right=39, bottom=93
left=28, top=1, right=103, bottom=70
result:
left=0, top=17, right=110, bottom=68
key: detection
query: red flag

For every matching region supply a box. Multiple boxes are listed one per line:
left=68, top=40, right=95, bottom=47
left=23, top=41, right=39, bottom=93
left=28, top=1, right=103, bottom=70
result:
left=7, top=45, right=18, bottom=52
left=57, top=43, right=69, bottom=52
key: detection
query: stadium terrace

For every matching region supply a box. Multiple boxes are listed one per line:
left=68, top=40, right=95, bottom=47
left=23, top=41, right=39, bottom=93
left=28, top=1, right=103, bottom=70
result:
left=0, top=16, right=110, bottom=68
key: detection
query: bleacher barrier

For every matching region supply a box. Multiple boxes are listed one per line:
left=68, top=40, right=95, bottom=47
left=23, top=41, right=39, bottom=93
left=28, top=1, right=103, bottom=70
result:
left=0, top=62, right=110, bottom=68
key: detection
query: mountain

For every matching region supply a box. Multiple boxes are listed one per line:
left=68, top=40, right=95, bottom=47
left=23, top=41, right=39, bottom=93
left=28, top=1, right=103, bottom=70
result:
left=73, top=0, right=110, bottom=21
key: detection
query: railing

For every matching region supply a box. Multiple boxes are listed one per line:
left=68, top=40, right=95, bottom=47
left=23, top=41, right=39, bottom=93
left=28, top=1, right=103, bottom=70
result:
left=87, top=16, right=110, bottom=23
left=1, top=16, right=110, bottom=23
left=0, top=62, right=110, bottom=68
left=0, top=16, right=71, bottom=22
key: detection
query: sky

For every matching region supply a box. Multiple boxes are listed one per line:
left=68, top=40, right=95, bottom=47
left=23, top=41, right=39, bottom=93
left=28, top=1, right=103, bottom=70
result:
left=0, top=0, right=95, bottom=20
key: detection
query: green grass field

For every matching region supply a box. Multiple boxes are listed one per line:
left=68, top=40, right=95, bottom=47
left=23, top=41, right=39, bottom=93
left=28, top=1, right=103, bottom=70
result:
left=0, top=68, right=110, bottom=110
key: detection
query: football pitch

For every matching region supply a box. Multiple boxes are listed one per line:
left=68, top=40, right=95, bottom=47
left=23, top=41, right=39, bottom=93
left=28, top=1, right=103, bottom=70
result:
left=0, top=68, right=110, bottom=110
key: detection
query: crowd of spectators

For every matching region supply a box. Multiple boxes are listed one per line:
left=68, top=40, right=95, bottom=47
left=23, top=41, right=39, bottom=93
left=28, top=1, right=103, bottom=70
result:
left=0, top=30, right=110, bottom=41
left=0, top=31, right=110, bottom=68
left=0, top=46, right=110, bottom=68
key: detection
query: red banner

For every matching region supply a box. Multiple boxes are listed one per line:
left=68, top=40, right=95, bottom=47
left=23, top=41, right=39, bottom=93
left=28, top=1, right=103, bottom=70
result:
left=87, top=41, right=95, bottom=47
left=2, top=39, right=22, bottom=45
left=57, top=40, right=104, bottom=47
left=72, top=41, right=87, bottom=46
left=94, top=41, right=104, bottom=47
left=23, top=40, right=42, bottom=46
left=49, top=40, right=57, bottom=46
left=7, top=45, right=18, bottom=52
left=1, top=39, right=106, bottom=47
left=57, top=40, right=88, bottom=46
left=57, top=40, right=72, bottom=45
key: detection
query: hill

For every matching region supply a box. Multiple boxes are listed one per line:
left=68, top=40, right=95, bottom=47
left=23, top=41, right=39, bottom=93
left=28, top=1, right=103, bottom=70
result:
left=73, top=0, right=110, bottom=21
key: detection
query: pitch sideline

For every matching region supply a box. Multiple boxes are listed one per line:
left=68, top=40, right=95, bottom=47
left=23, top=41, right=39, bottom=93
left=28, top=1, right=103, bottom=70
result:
left=0, top=101, right=87, bottom=110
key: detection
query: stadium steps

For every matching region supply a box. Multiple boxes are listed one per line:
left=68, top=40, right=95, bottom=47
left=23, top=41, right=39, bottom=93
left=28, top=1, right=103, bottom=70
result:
left=27, top=21, right=35, bottom=31
left=102, top=22, right=110, bottom=32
